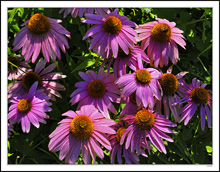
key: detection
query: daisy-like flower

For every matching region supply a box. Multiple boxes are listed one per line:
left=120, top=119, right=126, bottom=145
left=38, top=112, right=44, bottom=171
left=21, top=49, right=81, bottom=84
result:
left=82, top=9, right=137, bottom=59
left=156, top=66, right=188, bottom=122
left=109, top=121, right=149, bottom=164
left=120, top=109, right=176, bottom=154
left=136, top=18, right=186, bottom=68
left=13, top=13, right=70, bottom=63
left=70, top=68, right=120, bottom=119
left=8, top=81, right=52, bottom=133
left=101, top=46, right=150, bottom=79
left=8, top=58, right=66, bottom=101
left=8, top=54, right=30, bottom=80
left=116, top=55, right=163, bottom=109
left=59, top=8, right=110, bottom=18
left=8, top=123, right=13, bottom=138
left=173, top=78, right=212, bottom=131
left=48, top=105, right=116, bottom=164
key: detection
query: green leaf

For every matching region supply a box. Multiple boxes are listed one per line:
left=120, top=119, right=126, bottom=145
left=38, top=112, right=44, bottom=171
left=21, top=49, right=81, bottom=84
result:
left=157, top=152, right=169, bottom=164
left=8, top=8, right=18, bottom=22
left=8, top=153, right=14, bottom=157
left=206, top=146, right=212, bottom=153
left=168, top=143, right=190, bottom=163
left=71, top=58, right=96, bottom=73
left=17, top=8, right=24, bottom=17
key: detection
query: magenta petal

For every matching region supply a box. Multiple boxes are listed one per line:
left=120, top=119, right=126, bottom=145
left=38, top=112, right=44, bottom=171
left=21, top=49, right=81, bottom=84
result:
left=200, top=105, right=206, bottom=131
left=27, top=81, right=38, bottom=98
left=125, top=125, right=136, bottom=149
left=89, top=137, right=104, bottom=159
left=82, top=139, right=91, bottom=164
left=93, top=131, right=111, bottom=150
left=31, top=36, right=42, bottom=63
left=150, top=129, right=167, bottom=154
left=34, top=58, right=46, bottom=74
left=183, top=103, right=197, bottom=125
left=69, top=139, right=81, bottom=164
left=147, top=130, right=162, bottom=152
left=59, top=134, right=74, bottom=161
left=152, top=127, right=173, bottom=142
left=111, top=35, right=118, bottom=58
left=117, top=146, right=123, bottom=164
left=205, top=104, right=211, bottom=128
left=39, top=63, right=56, bottom=76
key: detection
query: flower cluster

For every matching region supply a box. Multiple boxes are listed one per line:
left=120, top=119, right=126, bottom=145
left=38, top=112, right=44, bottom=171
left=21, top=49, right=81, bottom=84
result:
left=8, top=8, right=212, bottom=165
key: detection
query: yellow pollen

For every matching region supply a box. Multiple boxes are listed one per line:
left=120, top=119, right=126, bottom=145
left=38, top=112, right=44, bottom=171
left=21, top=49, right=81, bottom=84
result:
left=151, top=23, right=172, bottom=43
left=129, top=92, right=136, bottom=104
left=17, top=98, right=32, bottom=114
left=135, top=110, right=155, bottom=130
left=28, top=13, right=51, bottom=35
left=135, top=69, right=151, bottom=85
left=70, top=115, right=94, bottom=140
left=22, top=71, right=42, bottom=90
left=8, top=56, right=20, bottom=71
left=103, top=16, right=122, bottom=34
left=87, top=80, right=106, bottom=98
left=191, top=87, right=209, bottom=104
left=116, top=127, right=127, bottom=142
left=159, top=73, right=178, bottom=95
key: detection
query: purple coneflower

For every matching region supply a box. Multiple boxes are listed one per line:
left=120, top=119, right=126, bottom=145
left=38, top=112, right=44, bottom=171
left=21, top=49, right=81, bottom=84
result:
left=116, top=55, right=162, bottom=109
left=70, top=68, right=120, bottom=119
left=13, top=13, right=70, bottom=63
left=120, top=109, right=176, bottom=154
left=8, top=54, right=30, bottom=80
left=48, top=105, right=116, bottom=164
left=59, top=8, right=110, bottom=18
left=156, top=66, right=188, bottom=122
left=173, top=78, right=212, bottom=131
left=136, top=18, right=186, bottom=68
left=8, top=81, right=52, bottom=133
left=82, top=9, right=137, bottom=59
left=8, top=123, right=13, bottom=138
left=109, top=121, right=149, bottom=164
left=8, top=58, right=66, bottom=101
left=101, top=46, right=150, bottom=79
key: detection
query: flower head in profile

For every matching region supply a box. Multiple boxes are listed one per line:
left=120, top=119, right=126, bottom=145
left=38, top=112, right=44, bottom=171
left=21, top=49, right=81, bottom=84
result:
left=116, top=55, right=162, bottom=109
left=82, top=9, right=137, bottom=59
left=8, top=58, right=66, bottom=101
left=136, top=18, right=186, bottom=68
left=70, top=68, right=120, bottom=119
left=108, top=121, right=149, bottom=164
left=8, top=123, right=13, bottom=138
left=8, top=81, right=52, bottom=133
left=13, top=13, right=70, bottom=63
left=173, top=78, right=212, bottom=131
left=48, top=105, right=116, bottom=164
left=120, top=109, right=177, bottom=154
left=101, top=46, right=150, bottom=79
left=156, top=66, right=188, bottom=122
left=59, top=8, right=110, bottom=18
left=8, top=54, right=30, bottom=80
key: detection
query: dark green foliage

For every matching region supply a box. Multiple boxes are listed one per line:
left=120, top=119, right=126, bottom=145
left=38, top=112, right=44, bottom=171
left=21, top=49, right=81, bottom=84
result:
left=8, top=8, right=212, bottom=164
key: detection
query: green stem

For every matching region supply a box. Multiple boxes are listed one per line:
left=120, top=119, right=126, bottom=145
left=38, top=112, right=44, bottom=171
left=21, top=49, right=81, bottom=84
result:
left=37, top=147, right=61, bottom=163
left=196, top=44, right=212, bottom=78
left=197, top=56, right=212, bottom=78
left=54, top=61, right=60, bottom=71
left=191, top=72, right=206, bottom=81
left=19, top=137, right=48, bottom=164
left=8, top=60, right=26, bottom=74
